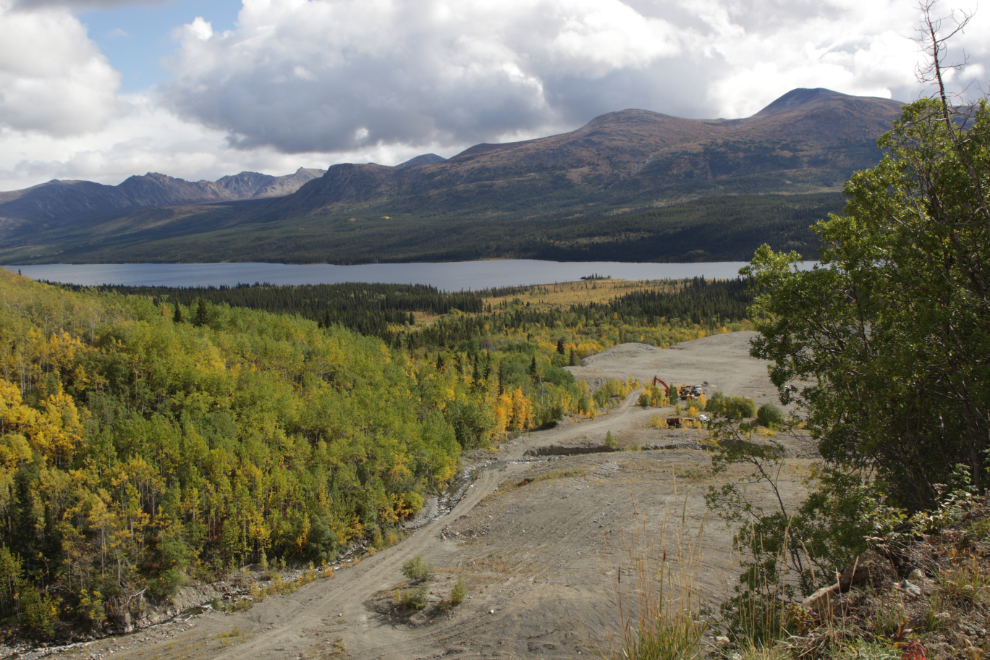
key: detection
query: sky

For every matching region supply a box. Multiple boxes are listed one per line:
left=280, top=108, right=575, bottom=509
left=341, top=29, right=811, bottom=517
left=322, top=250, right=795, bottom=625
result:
left=1, top=0, right=988, bottom=192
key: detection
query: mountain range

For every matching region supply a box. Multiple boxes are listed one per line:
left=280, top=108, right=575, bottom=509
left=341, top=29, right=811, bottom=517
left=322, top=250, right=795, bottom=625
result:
left=0, top=168, right=325, bottom=229
left=0, top=88, right=905, bottom=265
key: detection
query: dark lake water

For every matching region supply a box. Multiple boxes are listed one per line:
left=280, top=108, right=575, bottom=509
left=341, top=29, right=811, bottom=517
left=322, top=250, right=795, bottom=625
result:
left=3, top=260, right=764, bottom=291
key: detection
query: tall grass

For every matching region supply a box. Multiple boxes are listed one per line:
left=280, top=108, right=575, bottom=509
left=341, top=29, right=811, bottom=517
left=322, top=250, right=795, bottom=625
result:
left=598, top=499, right=709, bottom=660
left=724, top=527, right=790, bottom=648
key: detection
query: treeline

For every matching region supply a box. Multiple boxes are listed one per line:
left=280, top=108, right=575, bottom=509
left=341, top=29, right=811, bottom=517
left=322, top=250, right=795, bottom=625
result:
left=55, top=282, right=484, bottom=339
left=578, top=276, right=750, bottom=325
left=77, top=278, right=751, bottom=351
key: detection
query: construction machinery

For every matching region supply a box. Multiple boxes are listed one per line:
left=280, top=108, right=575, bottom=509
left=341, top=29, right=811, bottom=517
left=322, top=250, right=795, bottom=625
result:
left=652, top=376, right=670, bottom=397
left=679, top=384, right=704, bottom=400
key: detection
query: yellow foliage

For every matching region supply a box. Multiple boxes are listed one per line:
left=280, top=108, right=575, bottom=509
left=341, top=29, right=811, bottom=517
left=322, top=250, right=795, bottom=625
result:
left=388, top=451, right=413, bottom=481
left=295, top=514, right=311, bottom=553
left=0, top=378, right=84, bottom=466
left=494, top=392, right=511, bottom=436
left=510, top=387, right=531, bottom=430
left=648, top=414, right=668, bottom=429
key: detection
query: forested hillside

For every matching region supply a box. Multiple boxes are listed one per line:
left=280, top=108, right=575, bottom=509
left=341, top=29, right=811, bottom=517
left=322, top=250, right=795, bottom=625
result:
left=0, top=271, right=747, bottom=636
left=3, top=191, right=839, bottom=265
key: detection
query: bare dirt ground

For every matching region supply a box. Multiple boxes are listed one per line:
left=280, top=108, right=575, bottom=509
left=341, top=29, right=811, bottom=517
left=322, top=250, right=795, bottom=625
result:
left=56, top=332, right=816, bottom=660
left=572, top=330, right=785, bottom=410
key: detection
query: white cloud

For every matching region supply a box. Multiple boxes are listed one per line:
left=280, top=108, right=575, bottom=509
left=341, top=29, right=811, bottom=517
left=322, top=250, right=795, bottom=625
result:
left=0, top=0, right=124, bottom=135
left=3, top=0, right=990, bottom=192
left=186, top=16, right=212, bottom=41
left=0, top=92, right=461, bottom=191
left=158, top=0, right=689, bottom=153
left=156, top=0, right=990, bottom=156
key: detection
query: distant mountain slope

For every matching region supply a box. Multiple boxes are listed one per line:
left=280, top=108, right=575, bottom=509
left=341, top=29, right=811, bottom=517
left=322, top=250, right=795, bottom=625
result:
left=272, top=88, right=902, bottom=219
left=0, top=167, right=324, bottom=227
left=0, top=89, right=905, bottom=265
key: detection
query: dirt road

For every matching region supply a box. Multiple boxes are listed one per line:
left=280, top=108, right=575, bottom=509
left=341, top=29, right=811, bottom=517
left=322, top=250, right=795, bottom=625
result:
left=60, top=332, right=814, bottom=660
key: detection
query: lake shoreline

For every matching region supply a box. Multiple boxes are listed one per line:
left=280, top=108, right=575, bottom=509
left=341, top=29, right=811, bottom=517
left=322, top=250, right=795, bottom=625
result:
left=2, top=260, right=778, bottom=291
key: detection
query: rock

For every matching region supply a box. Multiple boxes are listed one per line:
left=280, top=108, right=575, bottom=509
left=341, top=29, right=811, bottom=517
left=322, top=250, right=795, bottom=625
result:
left=801, top=584, right=841, bottom=616
left=893, top=579, right=923, bottom=600
left=839, top=550, right=897, bottom=592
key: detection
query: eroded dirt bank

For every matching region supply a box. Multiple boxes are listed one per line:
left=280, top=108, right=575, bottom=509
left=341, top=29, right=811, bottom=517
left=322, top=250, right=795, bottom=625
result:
left=52, top=331, right=814, bottom=660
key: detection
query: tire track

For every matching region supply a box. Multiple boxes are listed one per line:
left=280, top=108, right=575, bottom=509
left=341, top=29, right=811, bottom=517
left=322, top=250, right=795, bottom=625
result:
left=197, top=391, right=646, bottom=659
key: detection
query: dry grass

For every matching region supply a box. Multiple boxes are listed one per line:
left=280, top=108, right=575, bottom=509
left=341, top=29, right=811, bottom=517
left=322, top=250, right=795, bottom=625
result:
left=482, top=279, right=687, bottom=312
left=597, top=497, right=709, bottom=660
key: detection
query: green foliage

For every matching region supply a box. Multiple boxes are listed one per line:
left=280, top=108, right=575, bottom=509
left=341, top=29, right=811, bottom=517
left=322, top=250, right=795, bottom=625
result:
left=831, top=640, right=900, bottom=660
left=0, top=548, right=22, bottom=618
left=705, top=414, right=894, bottom=646
left=756, top=404, right=784, bottom=429
left=704, top=391, right=757, bottom=419
left=605, top=430, right=617, bottom=450
left=449, top=575, right=466, bottom=606
left=193, top=298, right=210, bottom=327
left=399, top=583, right=429, bottom=611
left=743, top=96, right=990, bottom=510
left=75, top=589, right=106, bottom=628
left=401, top=556, right=433, bottom=583
left=18, top=584, right=58, bottom=639
left=79, top=282, right=482, bottom=341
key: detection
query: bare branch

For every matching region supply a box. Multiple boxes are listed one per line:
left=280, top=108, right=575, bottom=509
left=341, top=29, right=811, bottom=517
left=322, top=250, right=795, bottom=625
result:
left=915, top=0, right=975, bottom=118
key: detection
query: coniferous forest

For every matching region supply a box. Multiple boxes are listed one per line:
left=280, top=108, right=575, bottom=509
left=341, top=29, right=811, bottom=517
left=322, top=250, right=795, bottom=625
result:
left=0, top=271, right=746, bottom=634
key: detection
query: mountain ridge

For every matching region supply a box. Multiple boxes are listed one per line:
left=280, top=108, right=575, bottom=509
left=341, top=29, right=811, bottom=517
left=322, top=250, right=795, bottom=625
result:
left=270, top=88, right=901, bottom=217
left=0, top=88, right=905, bottom=265
left=0, top=167, right=325, bottom=226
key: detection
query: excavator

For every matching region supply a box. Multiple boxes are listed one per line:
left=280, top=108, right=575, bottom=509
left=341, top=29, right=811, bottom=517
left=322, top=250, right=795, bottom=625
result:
left=652, top=376, right=670, bottom=398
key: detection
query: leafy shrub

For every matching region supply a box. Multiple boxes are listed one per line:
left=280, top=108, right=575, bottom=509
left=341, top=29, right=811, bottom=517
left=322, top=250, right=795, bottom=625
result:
left=400, top=584, right=429, bottom=610
left=705, top=391, right=725, bottom=412
left=401, top=556, right=433, bottom=582
left=19, top=584, right=58, bottom=638
left=756, top=403, right=784, bottom=429
left=450, top=576, right=466, bottom=605
left=705, top=391, right=757, bottom=419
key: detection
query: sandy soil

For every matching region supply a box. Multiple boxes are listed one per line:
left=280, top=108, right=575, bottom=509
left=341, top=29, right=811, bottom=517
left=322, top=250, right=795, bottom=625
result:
left=56, top=331, right=816, bottom=660
left=571, top=330, right=784, bottom=409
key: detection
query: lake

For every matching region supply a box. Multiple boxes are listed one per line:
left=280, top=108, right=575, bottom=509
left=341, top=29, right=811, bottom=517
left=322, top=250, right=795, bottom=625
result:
left=3, top=260, right=767, bottom=291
